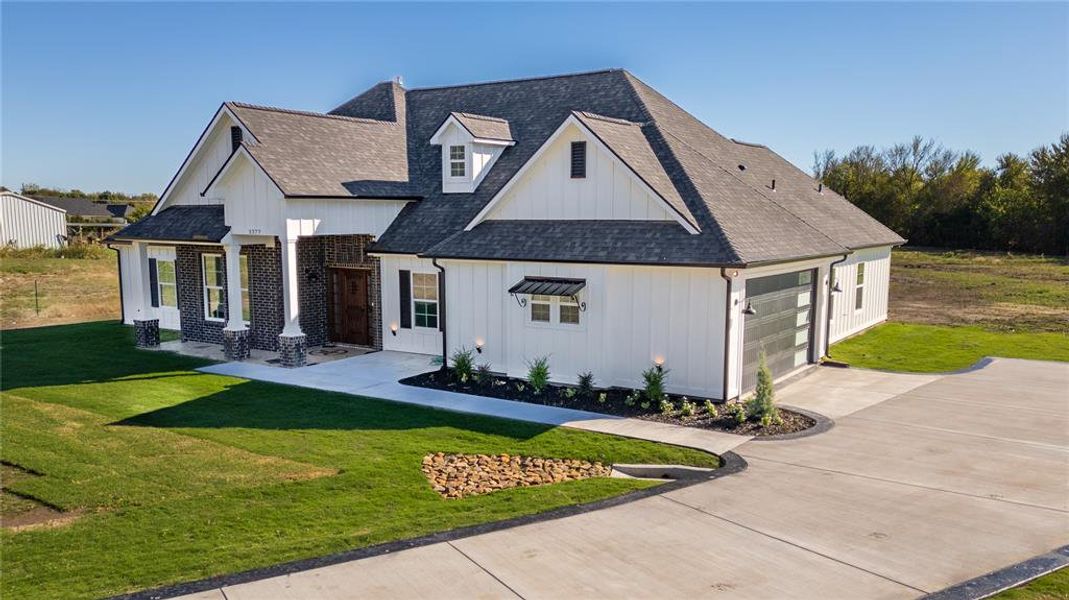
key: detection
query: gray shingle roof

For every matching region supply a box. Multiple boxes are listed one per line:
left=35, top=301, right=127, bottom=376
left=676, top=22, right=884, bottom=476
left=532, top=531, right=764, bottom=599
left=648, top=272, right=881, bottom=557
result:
left=573, top=111, right=698, bottom=230
left=110, top=205, right=229, bottom=243
left=451, top=112, right=514, bottom=142
left=200, top=69, right=902, bottom=266
left=226, top=103, right=416, bottom=199
left=32, top=197, right=114, bottom=218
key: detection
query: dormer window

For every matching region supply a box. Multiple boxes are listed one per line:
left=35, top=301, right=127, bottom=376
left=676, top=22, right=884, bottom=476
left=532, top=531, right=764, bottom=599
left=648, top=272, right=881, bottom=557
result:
left=449, top=145, right=466, bottom=178
left=431, top=112, right=515, bottom=194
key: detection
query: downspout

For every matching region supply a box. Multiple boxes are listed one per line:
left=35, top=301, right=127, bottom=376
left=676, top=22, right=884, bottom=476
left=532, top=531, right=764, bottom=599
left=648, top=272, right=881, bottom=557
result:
left=719, top=268, right=734, bottom=402
left=432, top=258, right=447, bottom=371
left=824, top=254, right=849, bottom=358
left=109, top=244, right=126, bottom=325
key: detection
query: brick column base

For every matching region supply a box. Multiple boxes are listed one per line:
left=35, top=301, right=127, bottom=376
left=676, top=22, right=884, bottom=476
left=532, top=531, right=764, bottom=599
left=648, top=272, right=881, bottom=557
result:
left=223, top=328, right=251, bottom=361
left=133, top=319, right=160, bottom=348
left=278, top=333, right=307, bottom=368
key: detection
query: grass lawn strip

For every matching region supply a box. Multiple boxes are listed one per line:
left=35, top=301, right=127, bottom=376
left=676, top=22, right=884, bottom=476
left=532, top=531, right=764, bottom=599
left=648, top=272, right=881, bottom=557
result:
left=831, top=322, right=1069, bottom=373
left=1, top=322, right=718, bottom=600
left=991, top=566, right=1069, bottom=600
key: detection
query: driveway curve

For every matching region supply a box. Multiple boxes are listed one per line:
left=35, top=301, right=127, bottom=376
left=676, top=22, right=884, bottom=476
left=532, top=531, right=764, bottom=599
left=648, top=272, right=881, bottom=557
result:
left=181, top=358, right=1069, bottom=600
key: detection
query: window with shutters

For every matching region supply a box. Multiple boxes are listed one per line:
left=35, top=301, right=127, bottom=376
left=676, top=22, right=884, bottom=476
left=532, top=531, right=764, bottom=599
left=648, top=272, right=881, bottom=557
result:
left=412, top=272, right=438, bottom=329
left=157, top=260, right=177, bottom=308
left=570, top=141, right=586, bottom=178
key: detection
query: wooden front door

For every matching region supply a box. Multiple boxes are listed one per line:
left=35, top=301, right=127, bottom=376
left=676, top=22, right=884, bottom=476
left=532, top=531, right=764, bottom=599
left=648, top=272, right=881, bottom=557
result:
left=328, top=268, right=370, bottom=346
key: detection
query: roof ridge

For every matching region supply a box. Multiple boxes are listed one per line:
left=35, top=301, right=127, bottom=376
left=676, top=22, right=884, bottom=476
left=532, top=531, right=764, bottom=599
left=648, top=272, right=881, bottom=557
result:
left=576, top=111, right=641, bottom=127
left=227, top=102, right=398, bottom=126
left=408, top=68, right=624, bottom=92
left=454, top=112, right=509, bottom=124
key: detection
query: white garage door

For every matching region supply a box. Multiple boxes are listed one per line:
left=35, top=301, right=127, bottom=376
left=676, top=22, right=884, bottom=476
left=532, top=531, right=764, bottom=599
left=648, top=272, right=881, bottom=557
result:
left=741, top=269, right=816, bottom=391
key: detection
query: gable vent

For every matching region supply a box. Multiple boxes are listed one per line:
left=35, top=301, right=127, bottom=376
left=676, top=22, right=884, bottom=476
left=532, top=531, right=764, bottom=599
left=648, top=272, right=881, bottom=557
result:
left=570, top=141, right=587, bottom=179
left=230, top=126, right=243, bottom=152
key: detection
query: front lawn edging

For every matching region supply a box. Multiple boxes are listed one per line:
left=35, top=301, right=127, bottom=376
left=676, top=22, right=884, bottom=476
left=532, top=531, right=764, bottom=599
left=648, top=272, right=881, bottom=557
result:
left=922, top=544, right=1069, bottom=600
left=745, top=406, right=834, bottom=442
left=111, top=452, right=748, bottom=600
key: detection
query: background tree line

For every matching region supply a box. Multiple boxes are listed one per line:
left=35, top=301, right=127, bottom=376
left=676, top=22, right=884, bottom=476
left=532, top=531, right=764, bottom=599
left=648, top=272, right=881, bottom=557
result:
left=813, top=134, right=1069, bottom=255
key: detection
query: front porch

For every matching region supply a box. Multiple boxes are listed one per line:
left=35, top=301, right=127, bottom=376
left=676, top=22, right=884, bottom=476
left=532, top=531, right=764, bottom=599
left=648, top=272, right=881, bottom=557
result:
left=152, top=338, right=374, bottom=367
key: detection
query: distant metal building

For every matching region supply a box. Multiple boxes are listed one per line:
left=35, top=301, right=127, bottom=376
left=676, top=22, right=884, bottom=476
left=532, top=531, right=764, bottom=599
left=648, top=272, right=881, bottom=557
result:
left=0, top=191, right=67, bottom=248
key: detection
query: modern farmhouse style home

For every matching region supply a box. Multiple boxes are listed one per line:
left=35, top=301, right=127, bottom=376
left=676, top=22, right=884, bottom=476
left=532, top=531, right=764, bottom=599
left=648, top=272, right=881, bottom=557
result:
left=110, top=69, right=902, bottom=400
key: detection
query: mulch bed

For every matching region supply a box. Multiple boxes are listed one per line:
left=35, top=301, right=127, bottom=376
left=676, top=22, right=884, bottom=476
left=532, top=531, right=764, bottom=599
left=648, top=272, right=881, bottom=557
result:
left=401, top=369, right=815, bottom=437
left=422, top=452, right=611, bottom=499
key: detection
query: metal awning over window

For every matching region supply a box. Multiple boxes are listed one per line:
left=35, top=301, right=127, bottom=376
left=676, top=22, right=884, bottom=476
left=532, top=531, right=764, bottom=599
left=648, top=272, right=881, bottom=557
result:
left=508, top=276, right=586, bottom=297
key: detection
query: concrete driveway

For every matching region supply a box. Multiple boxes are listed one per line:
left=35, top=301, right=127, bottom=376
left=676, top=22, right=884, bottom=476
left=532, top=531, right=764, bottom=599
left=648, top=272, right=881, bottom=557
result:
left=182, top=358, right=1069, bottom=600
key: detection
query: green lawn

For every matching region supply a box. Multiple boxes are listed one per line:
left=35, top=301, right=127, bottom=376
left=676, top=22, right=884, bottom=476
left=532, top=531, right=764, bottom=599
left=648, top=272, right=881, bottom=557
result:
left=991, top=567, right=1069, bottom=600
left=831, top=322, right=1069, bottom=372
left=0, top=322, right=718, bottom=600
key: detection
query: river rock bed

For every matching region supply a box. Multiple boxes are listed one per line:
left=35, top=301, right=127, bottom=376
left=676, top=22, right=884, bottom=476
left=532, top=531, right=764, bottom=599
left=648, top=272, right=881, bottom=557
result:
left=422, top=452, right=612, bottom=499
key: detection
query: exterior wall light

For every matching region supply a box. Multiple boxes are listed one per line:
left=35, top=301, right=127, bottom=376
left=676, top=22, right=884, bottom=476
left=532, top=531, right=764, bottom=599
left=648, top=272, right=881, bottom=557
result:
left=475, top=338, right=485, bottom=353
left=742, top=301, right=757, bottom=316
left=654, top=356, right=665, bottom=371
left=390, top=322, right=398, bottom=336
left=832, top=282, right=843, bottom=293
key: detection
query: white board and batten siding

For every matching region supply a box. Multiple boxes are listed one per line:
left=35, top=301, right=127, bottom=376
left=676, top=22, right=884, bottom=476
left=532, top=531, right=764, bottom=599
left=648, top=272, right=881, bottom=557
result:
left=380, top=255, right=444, bottom=356
left=442, top=260, right=728, bottom=398
left=828, top=246, right=892, bottom=343
left=485, top=124, right=675, bottom=222
left=117, top=244, right=140, bottom=325
left=0, top=192, right=66, bottom=248
left=160, top=116, right=238, bottom=210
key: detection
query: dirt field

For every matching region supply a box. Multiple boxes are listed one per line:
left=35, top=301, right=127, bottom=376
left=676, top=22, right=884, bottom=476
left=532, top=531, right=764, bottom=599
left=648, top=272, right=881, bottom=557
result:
left=0, top=256, right=119, bottom=329
left=890, top=248, right=1069, bottom=333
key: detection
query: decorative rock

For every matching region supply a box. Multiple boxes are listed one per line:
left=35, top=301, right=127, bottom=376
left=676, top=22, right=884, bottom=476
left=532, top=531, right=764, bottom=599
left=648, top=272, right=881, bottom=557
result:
left=421, top=453, right=612, bottom=499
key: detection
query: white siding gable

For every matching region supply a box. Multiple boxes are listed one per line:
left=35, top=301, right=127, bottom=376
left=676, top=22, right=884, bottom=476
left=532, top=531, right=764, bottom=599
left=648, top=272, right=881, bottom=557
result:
left=484, top=123, right=676, bottom=222
left=158, top=114, right=239, bottom=210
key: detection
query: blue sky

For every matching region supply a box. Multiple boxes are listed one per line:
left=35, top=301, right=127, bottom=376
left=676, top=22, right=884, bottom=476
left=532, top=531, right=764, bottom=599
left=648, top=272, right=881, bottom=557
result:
left=2, top=2, right=1066, bottom=195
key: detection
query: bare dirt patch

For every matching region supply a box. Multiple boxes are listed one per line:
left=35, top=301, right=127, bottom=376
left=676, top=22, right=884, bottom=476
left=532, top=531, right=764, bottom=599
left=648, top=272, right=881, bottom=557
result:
left=1, top=462, right=82, bottom=531
left=422, top=452, right=612, bottom=499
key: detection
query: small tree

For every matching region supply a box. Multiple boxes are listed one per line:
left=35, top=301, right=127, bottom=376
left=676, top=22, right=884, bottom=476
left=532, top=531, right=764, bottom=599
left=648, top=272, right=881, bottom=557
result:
left=526, top=356, right=550, bottom=395
left=577, top=371, right=595, bottom=397
left=746, top=352, right=782, bottom=426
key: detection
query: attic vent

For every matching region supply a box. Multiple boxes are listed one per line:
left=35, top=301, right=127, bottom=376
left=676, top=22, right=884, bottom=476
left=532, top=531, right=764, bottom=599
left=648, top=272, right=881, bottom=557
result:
left=230, top=126, right=243, bottom=152
left=737, top=164, right=746, bottom=171
left=571, top=141, right=587, bottom=179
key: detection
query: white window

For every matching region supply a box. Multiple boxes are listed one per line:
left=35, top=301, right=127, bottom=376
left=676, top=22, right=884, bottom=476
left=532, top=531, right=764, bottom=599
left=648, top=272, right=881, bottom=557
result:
left=560, top=296, right=580, bottom=325
left=202, top=253, right=250, bottom=323
left=449, top=145, right=466, bottom=178
left=412, top=272, right=438, bottom=329
left=157, top=260, right=177, bottom=308
left=855, top=262, right=865, bottom=311
left=202, top=254, right=225, bottom=321
left=531, top=294, right=552, bottom=323
left=528, top=294, right=580, bottom=326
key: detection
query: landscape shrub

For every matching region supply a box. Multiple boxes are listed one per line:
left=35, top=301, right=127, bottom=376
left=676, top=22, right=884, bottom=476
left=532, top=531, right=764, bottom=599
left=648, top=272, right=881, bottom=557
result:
left=577, top=371, right=595, bottom=397
left=474, top=363, right=492, bottom=385
left=680, top=399, right=696, bottom=417
left=730, top=402, right=746, bottom=425
left=642, top=364, right=668, bottom=403
left=659, top=398, right=675, bottom=415
left=451, top=348, right=475, bottom=383
left=704, top=400, right=718, bottom=418
left=526, top=356, right=550, bottom=395
left=746, top=352, right=782, bottom=427
left=597, top=392, right=608, bottom=405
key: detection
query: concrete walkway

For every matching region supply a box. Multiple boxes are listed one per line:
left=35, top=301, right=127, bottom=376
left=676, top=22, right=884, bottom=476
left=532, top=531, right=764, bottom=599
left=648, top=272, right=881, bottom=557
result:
left=200, top=351, right=751, bottom=455
left=187, top=357, right=1069, bottom=599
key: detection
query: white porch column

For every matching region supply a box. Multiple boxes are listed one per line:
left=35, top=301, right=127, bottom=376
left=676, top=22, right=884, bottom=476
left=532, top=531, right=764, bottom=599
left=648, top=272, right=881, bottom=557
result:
left=277, top=226, right=307, bottom=368
left=131, top=241, right=159, bottom=348
left=280, top=235, right=303, bottom=336
left=222, top=236, right=246, bottom=332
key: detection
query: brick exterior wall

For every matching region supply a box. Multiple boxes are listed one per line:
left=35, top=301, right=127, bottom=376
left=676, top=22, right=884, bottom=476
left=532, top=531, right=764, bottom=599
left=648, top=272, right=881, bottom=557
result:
left=175, top=243, right=283, bottom=351
left=297, top=234, right=382, bottom=350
